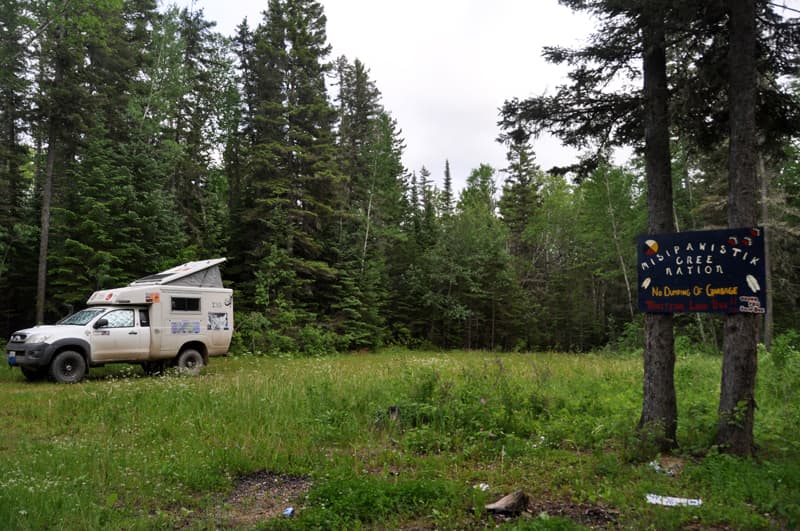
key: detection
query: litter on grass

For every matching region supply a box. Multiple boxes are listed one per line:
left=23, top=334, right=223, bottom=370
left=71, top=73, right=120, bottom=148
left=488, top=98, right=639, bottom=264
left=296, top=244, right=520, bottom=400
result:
left=648, top=457, right=684, bottom=476
left=486, top=491, right=530, bottom=515
left=646, top=494, right=702, bottom=507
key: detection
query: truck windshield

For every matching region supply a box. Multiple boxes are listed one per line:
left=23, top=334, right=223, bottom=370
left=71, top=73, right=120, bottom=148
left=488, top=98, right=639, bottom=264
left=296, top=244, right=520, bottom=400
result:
left=58, top=308, right=107, bottom=326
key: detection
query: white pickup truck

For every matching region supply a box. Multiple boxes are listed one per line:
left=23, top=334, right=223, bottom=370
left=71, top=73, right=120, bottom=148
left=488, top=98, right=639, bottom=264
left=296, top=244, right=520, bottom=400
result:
left=6, top=259, right=233, bottom=383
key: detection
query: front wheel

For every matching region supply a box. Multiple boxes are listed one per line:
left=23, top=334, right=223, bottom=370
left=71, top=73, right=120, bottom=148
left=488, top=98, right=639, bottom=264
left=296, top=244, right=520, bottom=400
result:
left=175, top=348, right=204, bottom=376
left=49, top=350, right=87, bottom=383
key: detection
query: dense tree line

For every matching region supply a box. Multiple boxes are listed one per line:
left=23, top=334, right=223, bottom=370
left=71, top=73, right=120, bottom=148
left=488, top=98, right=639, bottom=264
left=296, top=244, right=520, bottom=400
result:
left=0, top=0, right=798, bottom=364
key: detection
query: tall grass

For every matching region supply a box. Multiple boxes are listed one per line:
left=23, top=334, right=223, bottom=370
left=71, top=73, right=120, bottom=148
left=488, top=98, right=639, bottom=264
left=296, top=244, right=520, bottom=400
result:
left=1, top=343, right=798, bottom=529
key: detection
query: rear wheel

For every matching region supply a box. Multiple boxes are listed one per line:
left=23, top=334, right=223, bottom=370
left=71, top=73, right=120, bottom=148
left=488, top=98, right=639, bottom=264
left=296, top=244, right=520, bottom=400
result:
left=48, top=350, right=87, bottom=383
left=175, top=348, right=203, bottom=376
left=21, top=366, right=48, bottom=382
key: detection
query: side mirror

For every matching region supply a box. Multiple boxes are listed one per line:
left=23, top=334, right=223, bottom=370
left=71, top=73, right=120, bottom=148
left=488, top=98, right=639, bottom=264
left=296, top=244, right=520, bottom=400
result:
left=94, top=318, right=109, bottom=329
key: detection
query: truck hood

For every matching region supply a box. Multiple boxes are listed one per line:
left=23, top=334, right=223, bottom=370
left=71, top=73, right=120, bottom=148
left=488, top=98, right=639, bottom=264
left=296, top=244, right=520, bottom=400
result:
left=10, top=324, right=86, bottom=343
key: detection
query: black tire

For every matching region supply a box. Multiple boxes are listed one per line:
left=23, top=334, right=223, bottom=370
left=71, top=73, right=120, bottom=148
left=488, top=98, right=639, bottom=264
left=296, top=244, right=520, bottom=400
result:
left=175, top=348, right=204, bottom=375
left=142, top=361, right=167, bottom=376
left=48, top=350, right=87, bottom=383
left=20, top=366, right=48, bottom=382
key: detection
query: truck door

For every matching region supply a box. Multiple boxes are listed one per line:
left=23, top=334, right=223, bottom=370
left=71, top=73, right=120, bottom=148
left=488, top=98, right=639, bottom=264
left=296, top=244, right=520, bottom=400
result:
left=91, top=308, right=150, bottom=362
left=137, top=308, right=153, bottom=358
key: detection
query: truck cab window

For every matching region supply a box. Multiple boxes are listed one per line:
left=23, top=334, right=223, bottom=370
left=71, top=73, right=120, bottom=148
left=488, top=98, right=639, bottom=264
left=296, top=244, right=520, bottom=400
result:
left=103, top=309, right=135, bottom=328
left=139, top=310, right=150, bottom=327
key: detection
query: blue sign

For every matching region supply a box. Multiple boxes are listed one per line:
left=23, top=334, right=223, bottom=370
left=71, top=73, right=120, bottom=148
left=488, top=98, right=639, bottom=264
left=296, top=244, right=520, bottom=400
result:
left=637, top=227, right=766, bottom=314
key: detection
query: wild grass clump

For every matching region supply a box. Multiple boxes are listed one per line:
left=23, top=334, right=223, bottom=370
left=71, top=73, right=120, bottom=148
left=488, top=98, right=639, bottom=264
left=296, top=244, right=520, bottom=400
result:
left=265, top=476, right=468, bottom=529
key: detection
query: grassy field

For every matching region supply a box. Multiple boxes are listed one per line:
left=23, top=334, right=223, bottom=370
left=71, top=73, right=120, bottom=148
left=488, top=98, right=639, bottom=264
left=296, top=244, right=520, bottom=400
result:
left=1, top=345, right=799, bottom=529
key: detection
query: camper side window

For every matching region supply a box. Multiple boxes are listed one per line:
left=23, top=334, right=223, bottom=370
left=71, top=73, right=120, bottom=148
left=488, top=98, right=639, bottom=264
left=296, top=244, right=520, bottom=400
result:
left=171, top=297, right=200, bottom=312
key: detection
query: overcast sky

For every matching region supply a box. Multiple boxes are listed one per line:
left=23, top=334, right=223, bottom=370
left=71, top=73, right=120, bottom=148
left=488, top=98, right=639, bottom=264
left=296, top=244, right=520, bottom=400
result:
left=170, top=0, right=596, bottom=190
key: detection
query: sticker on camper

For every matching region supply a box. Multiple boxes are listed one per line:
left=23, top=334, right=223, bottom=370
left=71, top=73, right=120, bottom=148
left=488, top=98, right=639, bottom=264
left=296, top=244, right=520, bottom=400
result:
left=170, top=320, right=201, bottom=334
left=145, top=292, right=161, bottom=303
left=208, top=312, right=229, bottom=331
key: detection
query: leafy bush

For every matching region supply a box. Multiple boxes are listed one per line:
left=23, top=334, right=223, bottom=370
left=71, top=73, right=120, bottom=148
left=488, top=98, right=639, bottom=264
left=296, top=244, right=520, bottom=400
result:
left=769, top=329, right=799, bottom=370
left=233, top=312, right=349, bottom=356
left=296, top=325, right=343, bottom=357
left=614, top=317, right=644, bottom=354
left=232, top=311, right=296, bottom=355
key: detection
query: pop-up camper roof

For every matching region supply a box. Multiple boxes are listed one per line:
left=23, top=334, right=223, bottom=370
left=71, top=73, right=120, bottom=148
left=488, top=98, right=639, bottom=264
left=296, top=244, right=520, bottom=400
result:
left=129, top=258, right=227, bottom=288
left=87, top=259, right=228, bottom=306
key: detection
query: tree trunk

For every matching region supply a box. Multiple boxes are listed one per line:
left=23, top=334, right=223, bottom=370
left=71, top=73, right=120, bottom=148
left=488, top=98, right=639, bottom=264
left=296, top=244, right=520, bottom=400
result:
left=638, top=7, right=677, bottom=451
left=36, top=129, right=56, bottom=324
left=718, top=0, right=758, bottom=456
left=602, top=169, right=635, bottom=319
left=759, top=155, right=772, bottom=349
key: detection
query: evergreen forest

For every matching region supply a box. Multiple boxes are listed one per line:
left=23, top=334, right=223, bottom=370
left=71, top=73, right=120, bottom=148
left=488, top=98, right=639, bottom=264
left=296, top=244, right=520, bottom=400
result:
left=1, top=0, right=798, bottom=356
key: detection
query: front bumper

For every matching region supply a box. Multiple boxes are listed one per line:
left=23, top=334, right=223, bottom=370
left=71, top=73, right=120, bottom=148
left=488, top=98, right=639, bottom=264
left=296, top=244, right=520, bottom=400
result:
left=6, top=343, right=51, bottom=368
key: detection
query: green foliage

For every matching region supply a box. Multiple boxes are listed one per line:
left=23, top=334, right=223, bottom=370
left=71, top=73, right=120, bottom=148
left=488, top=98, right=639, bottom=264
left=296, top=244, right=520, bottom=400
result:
left=767, top=329, right=799, bottom=370
left=757, top=331, right=800, bottom=452
left=614, top=317, right=644, bottom=353
left=232, top=310, right=296, bottom=355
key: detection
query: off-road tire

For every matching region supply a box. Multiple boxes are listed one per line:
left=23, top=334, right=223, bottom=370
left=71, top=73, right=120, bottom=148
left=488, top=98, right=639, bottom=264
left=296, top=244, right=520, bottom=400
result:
left=175, top=348, right=203, bottom=376
left=48, top=350, right=87, bottom=383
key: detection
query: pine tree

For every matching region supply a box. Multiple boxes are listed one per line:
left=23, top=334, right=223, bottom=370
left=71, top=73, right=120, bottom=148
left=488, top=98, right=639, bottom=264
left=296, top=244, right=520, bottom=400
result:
left=32, top=0, right=96, bottom=321
left=230, top=0, right=346, bottom=350
left=332, top=57, right=407, bottom=348
left=498, top=138, right=540, bottom=257
left=417, top=166, right=437, bottom=248
left=441, top=160, right=453, bottom=215
left=0, top=0, right=30, bottom=230
left=45, top=0, right=183, bottom=308
left=228, top=1, right=291, bottom=311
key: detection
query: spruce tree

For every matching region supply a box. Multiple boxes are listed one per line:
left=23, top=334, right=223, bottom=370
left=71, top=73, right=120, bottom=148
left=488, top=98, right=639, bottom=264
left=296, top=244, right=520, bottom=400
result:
left=33, top=0, right=95, bottom=321
left=332, top=57, right=407, bottom=348
left=498, top=138, right=540, bottom=257
left=230, top=0, right=346, bottom=350
left=441, top=160, right=453, bottom=215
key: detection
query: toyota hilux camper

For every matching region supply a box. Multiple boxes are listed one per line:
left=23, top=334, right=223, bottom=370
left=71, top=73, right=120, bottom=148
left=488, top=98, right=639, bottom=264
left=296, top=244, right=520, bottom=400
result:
left=6, top=258, right=233, bottom=383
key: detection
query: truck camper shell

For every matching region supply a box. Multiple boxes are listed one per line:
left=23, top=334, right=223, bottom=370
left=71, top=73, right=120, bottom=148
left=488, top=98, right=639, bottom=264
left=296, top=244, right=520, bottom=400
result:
left=88, top=258, right=229, bottom=305
left=87, top=257, right=233, bottom=360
